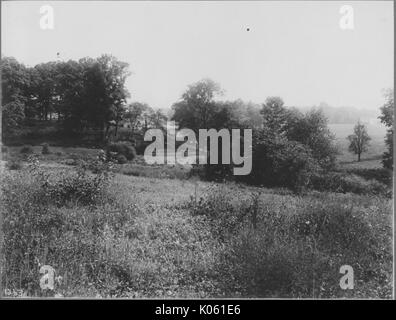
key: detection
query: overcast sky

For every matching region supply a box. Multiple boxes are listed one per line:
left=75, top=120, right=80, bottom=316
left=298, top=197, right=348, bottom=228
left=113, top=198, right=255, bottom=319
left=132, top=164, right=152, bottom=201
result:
left=1, top=1, right=393, bottom=110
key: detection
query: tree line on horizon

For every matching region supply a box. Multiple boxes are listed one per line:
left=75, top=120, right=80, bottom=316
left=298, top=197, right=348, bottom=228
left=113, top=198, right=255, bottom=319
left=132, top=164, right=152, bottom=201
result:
left=1, top=55, right=393, bottom=188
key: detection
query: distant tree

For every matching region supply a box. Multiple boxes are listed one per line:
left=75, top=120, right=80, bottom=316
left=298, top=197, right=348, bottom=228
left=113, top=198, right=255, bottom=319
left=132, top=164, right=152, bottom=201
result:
left=149, top=109, right=168, bottom=130
left=124, top=102, right=150, bottom=134
left=172, top=79, right=238, bottom=179
left=172, top=78, right=223, bottom=131
left=124, top=103, right=167, bottom=133
left=260, top=96, right=291, bottom=136
left=140, top=105, right=156, bottom=131
left=223, top=99, right=262, bottom=130
left=379, top=89, right=394, bottom=169
left=347, top=121, right=371, bottom=162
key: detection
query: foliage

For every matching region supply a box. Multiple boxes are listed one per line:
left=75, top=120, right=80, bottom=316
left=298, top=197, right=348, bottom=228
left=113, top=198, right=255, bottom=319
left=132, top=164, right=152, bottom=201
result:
left=379, top=89, right=394, bottom=169
left=260, top=96, right=290, bottom=136
left=172, top=78, right=223, bottom=131
left=247, top=130, right=320, bottom=191
left=116, top=154, right=128, bottom=164
left=286, top=109, right=338, bottom=169
left=188, top=185, right=392, bottom=298
left=107, top=141, right=136, bottom=161
left=310, top=172, right=389, bottom=196
left=1, top=55, right=131, bottom=139
left=1, top=57, right=30, bottom=105
left=23, top=155, right=113, bottom=207
left=2, top=100, right=25, bottom=138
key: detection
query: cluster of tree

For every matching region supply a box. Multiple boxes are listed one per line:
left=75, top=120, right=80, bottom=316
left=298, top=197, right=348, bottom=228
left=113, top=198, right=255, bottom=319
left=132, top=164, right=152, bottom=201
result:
left=171, top=79, right=338, bottom=188
left=2, top=55, right=131, bottom=140
left=123, top=102, right=167, bottom=134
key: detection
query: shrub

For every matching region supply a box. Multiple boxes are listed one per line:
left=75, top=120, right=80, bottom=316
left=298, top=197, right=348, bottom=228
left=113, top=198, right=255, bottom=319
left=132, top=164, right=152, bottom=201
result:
left=107, top=141, right=136, bottom=161
left=41, top=143, right=50, bottom=154
left=26, top=156, right=113, bottom=207
left=116, top=154, right=128, bottom=164
left=344, top=168, right=392, bottom=187
left=1, top=172, right=119, bottom=297
left=189, top=185, right=392, bottom=298
left=311, top=172, right=389, bottom=196
left=247, top=132, right=319, bottom=191
left=20, top=145, right=34, bottom=154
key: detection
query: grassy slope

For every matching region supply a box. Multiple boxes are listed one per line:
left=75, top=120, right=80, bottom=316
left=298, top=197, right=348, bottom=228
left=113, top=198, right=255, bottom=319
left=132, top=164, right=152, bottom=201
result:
left=3, top=164, right=391, bottom=298
left=1, top=123, right=393, bottom=298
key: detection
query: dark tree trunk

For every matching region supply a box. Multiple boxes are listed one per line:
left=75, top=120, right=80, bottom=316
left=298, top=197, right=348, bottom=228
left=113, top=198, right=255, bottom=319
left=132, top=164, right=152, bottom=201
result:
left=358, top=153, right=361, bottom=162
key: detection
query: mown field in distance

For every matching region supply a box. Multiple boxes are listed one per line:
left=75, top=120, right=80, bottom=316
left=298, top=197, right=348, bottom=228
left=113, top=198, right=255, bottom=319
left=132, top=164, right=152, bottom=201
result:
left=329, top=120, right=387, bottom=169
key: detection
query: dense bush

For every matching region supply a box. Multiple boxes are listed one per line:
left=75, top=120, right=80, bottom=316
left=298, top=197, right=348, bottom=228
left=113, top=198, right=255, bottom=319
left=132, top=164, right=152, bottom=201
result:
left=116, top=154, right=128, bottom=164
left=25, top=155, right=113, bottom=207
left=107, top=141, right=136, bottom=161
left=246, top=131, right=319, bottom=191
left=285, top=109, right=338, bottom=170
left=311, top=172, right=389, bottom=196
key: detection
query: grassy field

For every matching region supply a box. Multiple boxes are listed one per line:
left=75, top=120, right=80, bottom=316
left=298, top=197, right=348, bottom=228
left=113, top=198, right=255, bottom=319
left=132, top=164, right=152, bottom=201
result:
left=0, top=121, right=393, bottom=298
left=0, top=143, right=393, bottom=298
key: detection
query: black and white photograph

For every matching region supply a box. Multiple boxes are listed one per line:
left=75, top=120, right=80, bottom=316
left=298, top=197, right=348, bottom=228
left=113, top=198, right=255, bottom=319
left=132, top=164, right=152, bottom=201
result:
left=0, top=0, right=394, bottom=301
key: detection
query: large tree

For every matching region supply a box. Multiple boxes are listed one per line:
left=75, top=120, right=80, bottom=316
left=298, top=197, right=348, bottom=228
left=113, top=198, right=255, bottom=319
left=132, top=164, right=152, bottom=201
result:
left=172, top=78, right=223, bottom=131
left=80, top=55, right=130, bottom=139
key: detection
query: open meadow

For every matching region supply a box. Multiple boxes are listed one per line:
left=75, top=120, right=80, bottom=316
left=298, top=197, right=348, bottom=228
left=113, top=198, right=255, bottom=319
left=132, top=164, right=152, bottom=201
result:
left=329, top=121, right=387, bottom=169
left=0, top=139, right=393, bottom=298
